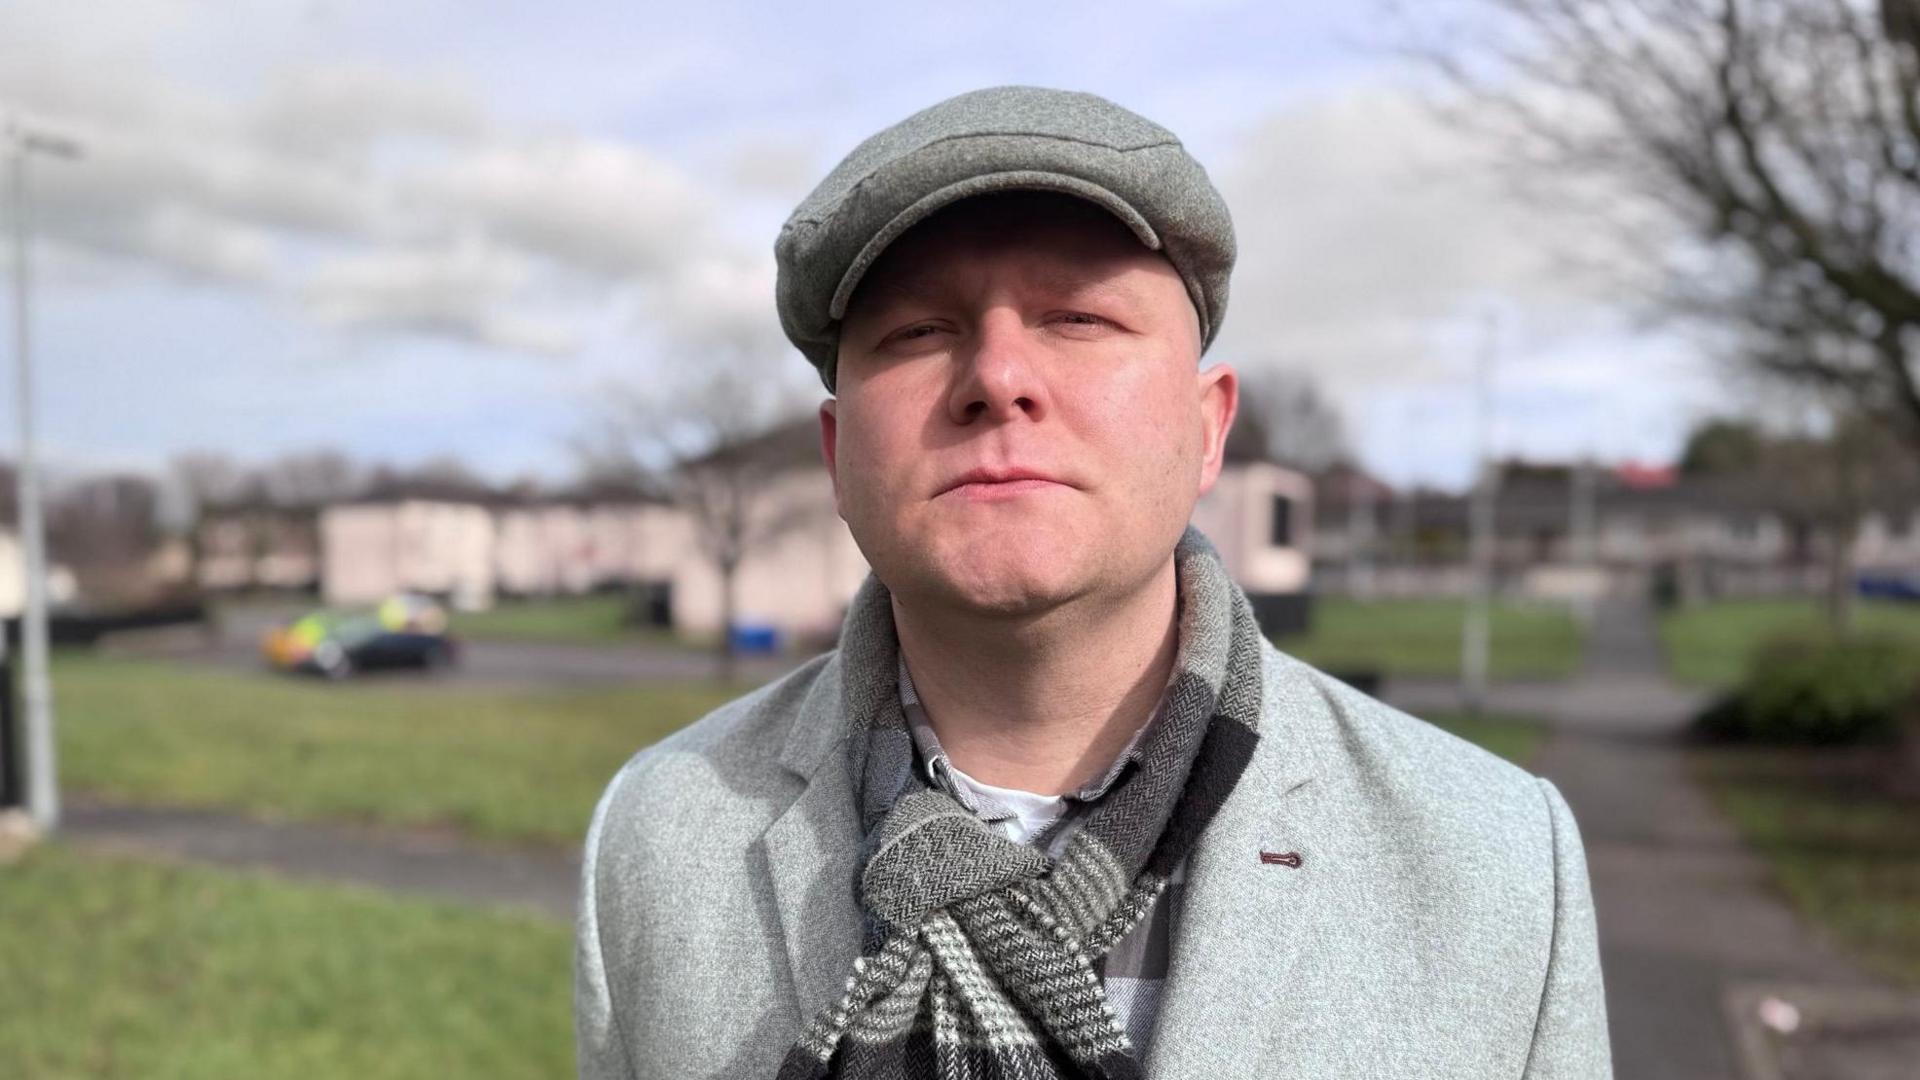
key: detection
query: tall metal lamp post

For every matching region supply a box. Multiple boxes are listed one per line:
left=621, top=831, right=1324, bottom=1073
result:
left=1462, top=311, right=1499, bottom=717
left=4, top=114, right=81, bottom=832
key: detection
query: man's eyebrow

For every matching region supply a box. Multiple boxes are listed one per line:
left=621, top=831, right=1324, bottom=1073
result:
left=1024, top=269, right=1147, bottom=307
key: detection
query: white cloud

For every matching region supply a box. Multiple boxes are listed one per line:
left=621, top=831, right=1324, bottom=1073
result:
left=722, top=136, right=822, bottom=198
left=1216, top=88, right=1599, bottom=380
left=0, top=17, right=773, bottom=364
left=301, top=241, right=581, bottom=355
left=641, top=252, right=785, bottom=357
left=249, top=64, right=488, bottom=161
left=134, top=205, right=279, bottom=282
left=0, top=57, right=403, bottom=282
left=410, top=137, right=716, bottom=279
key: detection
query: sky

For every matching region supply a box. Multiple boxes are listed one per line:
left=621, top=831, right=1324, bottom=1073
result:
left=0, top=0, right=1720, bottom=492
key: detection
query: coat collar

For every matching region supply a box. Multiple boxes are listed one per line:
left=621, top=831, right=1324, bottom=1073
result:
left=764, top=648, right=868, bottom=1024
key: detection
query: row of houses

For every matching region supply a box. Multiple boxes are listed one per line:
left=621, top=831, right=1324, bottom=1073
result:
left=1310, top=459, right=1920, bottom=603
left=191, top=425, right=1920, bottom=646
left=194, top=423, right=1318, bottom=643
left=101, top=438, right=1920, bottom=645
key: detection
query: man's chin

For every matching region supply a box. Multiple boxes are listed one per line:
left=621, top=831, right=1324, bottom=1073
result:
left=909, top=556, right=1085, bottom=620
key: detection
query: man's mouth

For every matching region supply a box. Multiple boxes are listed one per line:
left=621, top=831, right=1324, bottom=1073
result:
left=936, top=467, right=1070, bottom=502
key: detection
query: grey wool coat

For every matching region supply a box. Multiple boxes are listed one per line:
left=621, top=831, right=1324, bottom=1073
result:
left=574, top=636, right=1612, bottom=1079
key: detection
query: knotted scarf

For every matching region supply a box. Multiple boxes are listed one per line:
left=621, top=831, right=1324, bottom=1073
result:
left=777, top=527, right=1264, bottom=1079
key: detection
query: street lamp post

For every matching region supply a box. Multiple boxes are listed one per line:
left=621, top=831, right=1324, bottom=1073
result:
left=1462, top=311, right=1499, bottom=717
left=4, top=115, right=80, bottom=832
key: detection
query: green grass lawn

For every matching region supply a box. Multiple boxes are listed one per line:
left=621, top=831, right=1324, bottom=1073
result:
left=447, top=594, right=678, bottom=646
left=1279, top=597, right=1584, bottom=681
left=1694, top=746, right=1920, bottom=986
left=1427, top=712, right=1548, bottom=767
left=1659, top=598, right=1920, bottom=688
left=0, top=845, right=572, bottom=1079
left=55, top=652, right=740, bottom=844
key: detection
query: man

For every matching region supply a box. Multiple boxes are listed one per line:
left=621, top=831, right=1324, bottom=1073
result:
left=576, top=86, right=1610, bottom=1079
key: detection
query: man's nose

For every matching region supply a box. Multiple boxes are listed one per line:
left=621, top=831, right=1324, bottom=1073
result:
left=947, top=311, right=1049, bottom=425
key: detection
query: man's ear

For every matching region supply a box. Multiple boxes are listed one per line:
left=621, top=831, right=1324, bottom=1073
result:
left=1196, top=362, right=1238, bottom=496
left=818, top=399, right=843, bottom=514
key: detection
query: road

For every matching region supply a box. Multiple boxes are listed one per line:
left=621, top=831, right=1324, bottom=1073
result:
left=102, top=603, right=802, bottom=688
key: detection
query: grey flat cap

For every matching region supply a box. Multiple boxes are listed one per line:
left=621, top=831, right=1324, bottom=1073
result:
left=775, top=85, right=1235, bottom=391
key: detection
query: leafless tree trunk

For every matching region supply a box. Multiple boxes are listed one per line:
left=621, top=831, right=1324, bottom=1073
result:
left=717, top=552, right=740, bottom=684
left=1824, top=515, right=1859, bottom=633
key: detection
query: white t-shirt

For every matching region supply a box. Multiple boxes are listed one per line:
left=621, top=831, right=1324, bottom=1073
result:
left=944, top=761, right=1071, bottom=851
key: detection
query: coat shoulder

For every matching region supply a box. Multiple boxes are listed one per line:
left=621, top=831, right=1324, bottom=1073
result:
left=589, top=650, right=837, bottom=862
left=577, top=652, right=847, bottom=1080
left=1262, top=641, right=1558, bottom=838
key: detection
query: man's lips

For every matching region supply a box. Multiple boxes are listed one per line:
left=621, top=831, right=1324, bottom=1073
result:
left=935, top=468, right=1072, bottom=502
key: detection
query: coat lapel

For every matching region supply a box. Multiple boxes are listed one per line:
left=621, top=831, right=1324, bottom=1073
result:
left=763, top=653, right=865, bottom=1026
left=1145, top=647, right=1328, bottom=1075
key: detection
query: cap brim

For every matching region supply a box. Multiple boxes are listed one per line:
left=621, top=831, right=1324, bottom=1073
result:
left=825, top=170, right=1164, bottom=324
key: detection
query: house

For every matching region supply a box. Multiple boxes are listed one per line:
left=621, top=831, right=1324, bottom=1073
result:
left=320, top=497, right=498, bottom=610
left=193, top=501, right=321, bottom=592
left=1309, top=456, right=1920, bottom=603
left=1190, top=418, right=1315, bottom=635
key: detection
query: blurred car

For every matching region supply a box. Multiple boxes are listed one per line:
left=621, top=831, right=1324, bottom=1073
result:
left=1857, top=571, right=1920, bottom=602
left=262, top=594, right=458, bottom=679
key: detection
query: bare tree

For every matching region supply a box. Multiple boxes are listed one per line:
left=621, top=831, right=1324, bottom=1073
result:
left=1402, top=0, right=1920, bottom=452
left=1233, top=368, right=1352, bottom=470
left=169, top=452, right=249, bottom=513
left=1690, top=401, right=1919, bottom=629
left=257, top=450, right=365, bottom=507
left=575, top=363, right=819, bottom=681
left=1754, top=411, right=1890, bottom=631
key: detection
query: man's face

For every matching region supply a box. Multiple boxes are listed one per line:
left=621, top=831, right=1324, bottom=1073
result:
left=820, top=192, right=1237, bottom=619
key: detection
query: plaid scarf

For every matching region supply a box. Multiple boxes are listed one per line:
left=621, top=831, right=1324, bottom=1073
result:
left=777, top=527, right=1264, bottom=1080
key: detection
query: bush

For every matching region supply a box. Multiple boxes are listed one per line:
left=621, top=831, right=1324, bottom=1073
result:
left=1692, top=629, right=1920, bottom=745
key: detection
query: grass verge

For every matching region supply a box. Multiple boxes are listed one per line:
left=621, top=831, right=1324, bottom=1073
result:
left=55, top=652, right=739, bottom=845
left=1280, top=597, right=1584, bottom=681
left=447, top=594, right=675, bottom=646
left=0, top=845, right=572, bottom=1080
left=1659, top=598, right=1920, bottom=688
left=1694, top=745, right=1920, bottom=986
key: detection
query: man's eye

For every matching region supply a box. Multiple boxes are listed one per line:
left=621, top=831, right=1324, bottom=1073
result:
left=1054, top=312, right=1106, bottom=327
left=886, top=324, right=940, bottom=344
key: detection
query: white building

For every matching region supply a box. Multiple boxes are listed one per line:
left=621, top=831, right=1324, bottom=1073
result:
left=321, top=499, right=496, bottom=610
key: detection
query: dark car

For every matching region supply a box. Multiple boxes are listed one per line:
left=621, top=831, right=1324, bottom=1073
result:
left=1857, top=571, right=1920, bottom=602
left=262, top=597, right=458, bottom=679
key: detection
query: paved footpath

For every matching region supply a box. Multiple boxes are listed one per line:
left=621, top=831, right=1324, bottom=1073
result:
left=63, top=797, right=579, bottom=922
left=1390, top=598, right=1888, bottom=1080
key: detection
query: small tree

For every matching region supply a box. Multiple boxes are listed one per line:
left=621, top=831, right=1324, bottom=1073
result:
left=1693, top=404, right=1918, bottom=631
left=576, top=363, right=819, bottom=681
left=1233, top=368, right=1352, bottom=471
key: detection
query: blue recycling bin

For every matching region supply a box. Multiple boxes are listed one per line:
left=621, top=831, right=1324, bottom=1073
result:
left=728, top=623, right=780, bottom=655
